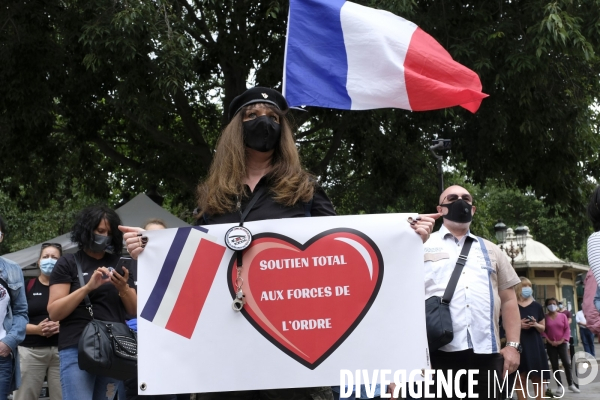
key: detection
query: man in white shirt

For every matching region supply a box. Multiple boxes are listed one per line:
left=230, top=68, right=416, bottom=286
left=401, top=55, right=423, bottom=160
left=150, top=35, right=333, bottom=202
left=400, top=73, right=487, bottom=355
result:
left=576, top=309, right=596, bottom=357
left=424, top=185, right=521, bottom=400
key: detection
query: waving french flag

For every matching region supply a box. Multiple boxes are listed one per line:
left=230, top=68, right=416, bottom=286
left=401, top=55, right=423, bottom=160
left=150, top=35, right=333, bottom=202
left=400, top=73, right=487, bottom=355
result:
left=283, top=0, right=488, bottom=113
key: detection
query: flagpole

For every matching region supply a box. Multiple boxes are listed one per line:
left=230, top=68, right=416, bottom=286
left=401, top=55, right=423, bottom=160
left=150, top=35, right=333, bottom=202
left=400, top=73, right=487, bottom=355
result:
left=429, top=139, right=451, bottom=196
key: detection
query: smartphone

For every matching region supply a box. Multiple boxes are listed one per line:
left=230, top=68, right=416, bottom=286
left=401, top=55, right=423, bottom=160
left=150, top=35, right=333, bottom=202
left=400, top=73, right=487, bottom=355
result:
left=526, top=316, right=534, bottom=322
left=112, top=257, right=133, bottom=276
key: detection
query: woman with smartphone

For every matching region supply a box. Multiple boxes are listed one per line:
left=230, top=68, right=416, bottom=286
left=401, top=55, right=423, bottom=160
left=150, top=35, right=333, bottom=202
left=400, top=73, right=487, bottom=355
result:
left=48, top=205, right=136, bottom=400
left=513, top=277, right=548, bottom=400
left=13, top=243, right=62, bottom=400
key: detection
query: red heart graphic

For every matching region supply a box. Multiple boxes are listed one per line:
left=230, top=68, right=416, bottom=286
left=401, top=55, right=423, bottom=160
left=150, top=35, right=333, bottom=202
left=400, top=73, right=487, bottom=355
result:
left=228, top=228, right=383, bottom=369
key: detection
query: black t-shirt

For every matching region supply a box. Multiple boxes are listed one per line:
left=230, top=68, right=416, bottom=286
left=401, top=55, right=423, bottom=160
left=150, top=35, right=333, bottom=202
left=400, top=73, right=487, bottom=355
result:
left=49, top=251, right=135, bottom=350
left=201, top=176, right=336, bottom=225
left=519, top=301, right=545, bottom=322
left=21, top=278, right=58, bottom=347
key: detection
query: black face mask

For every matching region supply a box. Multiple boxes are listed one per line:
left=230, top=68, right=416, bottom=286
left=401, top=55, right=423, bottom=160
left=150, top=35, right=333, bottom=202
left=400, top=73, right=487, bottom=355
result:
left=89, top=233, right=112, bottom=253
left=440, top=199, right=473, bottom=223
left=243, top=116, right=281, bottom=152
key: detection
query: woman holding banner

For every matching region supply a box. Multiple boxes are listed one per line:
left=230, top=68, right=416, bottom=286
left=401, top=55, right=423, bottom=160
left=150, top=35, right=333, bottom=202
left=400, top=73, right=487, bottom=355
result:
left=121, top=87, right=436, bottom=400
left=123, top=87, right=435, bottom=250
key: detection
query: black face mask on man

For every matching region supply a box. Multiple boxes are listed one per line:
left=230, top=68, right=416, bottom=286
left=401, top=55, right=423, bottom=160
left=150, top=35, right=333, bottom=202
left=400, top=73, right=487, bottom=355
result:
left=243, top=116, right=281, bottom=152
left=440, top=199, right=473, bottom=223
left=89, top=233, right=112, bottom=253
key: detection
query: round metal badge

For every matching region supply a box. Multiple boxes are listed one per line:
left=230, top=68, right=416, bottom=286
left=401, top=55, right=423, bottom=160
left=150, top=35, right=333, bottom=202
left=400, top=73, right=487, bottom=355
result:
left=224, top=226, right=253, bottom=251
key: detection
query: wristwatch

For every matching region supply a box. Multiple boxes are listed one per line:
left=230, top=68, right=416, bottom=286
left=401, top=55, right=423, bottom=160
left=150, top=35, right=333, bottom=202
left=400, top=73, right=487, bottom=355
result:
left=505, top=342, right=522, bottom=353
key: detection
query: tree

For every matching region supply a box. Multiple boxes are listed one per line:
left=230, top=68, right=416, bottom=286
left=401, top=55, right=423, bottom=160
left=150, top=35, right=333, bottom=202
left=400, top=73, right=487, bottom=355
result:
left=0, top=184, right=102, bottom=254
left=1, top=0, right=599, bottom=221
left=444, top=169, right=592, bottom=264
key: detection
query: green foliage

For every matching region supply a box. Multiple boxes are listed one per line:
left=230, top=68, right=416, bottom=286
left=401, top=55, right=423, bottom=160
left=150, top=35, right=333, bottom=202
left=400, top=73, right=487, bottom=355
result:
left=445, top=169, right=592, bottom=264
left=0, top=184, right=103, bottom=254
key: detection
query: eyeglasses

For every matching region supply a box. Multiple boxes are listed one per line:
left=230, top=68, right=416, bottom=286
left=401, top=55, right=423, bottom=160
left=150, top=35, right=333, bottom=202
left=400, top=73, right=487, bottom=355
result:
left=442, top=193, right=473, bottom=204
left=41, top=243, right=62, bottom=249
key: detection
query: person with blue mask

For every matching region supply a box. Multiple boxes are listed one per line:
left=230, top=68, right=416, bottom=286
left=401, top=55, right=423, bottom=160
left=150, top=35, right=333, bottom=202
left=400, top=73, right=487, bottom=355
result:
left=543, top=298, right=578, bottom=395
left=513, top=277, right=549, bottom=400
left=13, top=243, right=62, bottom=400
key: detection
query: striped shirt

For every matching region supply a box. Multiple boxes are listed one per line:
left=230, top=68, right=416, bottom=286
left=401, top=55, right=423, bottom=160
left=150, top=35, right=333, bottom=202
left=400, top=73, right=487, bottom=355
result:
left=587, top=231, right=600, bottom=288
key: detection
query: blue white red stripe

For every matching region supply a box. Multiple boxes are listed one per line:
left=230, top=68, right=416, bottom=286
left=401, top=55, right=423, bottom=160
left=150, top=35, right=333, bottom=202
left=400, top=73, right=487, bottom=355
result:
left=477, top=237, right=498, bottom=353
left=140, top=227, right=226, bottom=339
left=284, top=0, right=488, bottom=113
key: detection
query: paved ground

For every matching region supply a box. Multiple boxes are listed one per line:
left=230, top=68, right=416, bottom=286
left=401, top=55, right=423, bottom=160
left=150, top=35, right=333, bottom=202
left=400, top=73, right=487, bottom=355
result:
left=522, top=342, right=600, bottom=399
left=186, top=342, right=600, bottom=400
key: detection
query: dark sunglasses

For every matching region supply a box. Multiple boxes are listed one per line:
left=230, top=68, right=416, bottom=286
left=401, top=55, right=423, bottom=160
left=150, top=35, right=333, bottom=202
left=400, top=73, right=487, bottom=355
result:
left=41, top=242, right=62, bottom=249
left=442, top=193, right=473, bottom=203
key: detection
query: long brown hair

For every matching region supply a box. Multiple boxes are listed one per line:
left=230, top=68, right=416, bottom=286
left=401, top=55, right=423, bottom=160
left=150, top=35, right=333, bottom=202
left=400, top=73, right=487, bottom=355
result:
left=197, top=104, right=315, bottom=217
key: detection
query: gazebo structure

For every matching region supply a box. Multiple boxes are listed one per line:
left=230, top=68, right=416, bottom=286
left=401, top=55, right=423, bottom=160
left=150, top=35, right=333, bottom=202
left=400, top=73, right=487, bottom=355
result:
left=499, top=227, right=589, bottom=344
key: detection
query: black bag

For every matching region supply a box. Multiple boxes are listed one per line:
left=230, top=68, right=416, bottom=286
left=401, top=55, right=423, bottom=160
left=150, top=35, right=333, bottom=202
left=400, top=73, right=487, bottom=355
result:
left=78, top=319, right=137, bottom=380
left=425, top=237, right=473, bottom=352
left=74, top=254, right=137, bottom=380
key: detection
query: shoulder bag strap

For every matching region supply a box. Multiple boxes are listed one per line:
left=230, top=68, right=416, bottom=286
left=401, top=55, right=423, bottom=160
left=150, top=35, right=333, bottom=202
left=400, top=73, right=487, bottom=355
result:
left=26, top=278, right=35, bottom=294
left=303, top=197, right=314, bottom=217
left=234, top=185, right=267, bottom=268
left=441, top=236, right=474, bottom=304
left=74, top=253, right=94, bottom=319
left=239, top=186, right=266, bottom=226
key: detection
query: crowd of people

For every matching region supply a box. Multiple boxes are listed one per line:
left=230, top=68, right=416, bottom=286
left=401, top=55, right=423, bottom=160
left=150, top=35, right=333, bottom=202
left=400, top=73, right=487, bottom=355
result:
left=0, top=87, right=598, bottom=400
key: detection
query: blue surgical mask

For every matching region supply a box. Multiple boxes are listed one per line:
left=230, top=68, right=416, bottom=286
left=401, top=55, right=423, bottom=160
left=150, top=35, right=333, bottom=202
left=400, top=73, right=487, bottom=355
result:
left=40, top=258, right=57, bottom=276
left=521, top=287, right=533, bottom=298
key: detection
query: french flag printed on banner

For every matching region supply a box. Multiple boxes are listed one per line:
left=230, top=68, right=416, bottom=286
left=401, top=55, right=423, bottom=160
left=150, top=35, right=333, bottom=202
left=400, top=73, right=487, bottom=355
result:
left=140, top=227, right=226, bottom=339
left=283, top=0, right=488, bottom=113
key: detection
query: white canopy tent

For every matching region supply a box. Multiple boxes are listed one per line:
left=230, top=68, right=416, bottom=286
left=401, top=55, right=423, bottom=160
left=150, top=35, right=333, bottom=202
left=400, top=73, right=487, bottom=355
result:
left=2, top=193, right=190, bottom=271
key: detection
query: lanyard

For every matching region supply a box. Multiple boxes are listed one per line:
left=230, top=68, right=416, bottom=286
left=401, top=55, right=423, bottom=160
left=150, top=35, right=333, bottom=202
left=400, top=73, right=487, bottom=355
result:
left=238, top=186, right=265, bottom=227
left=225, top=185, right=265, bottom=312
left=224, top=186, right=266, bottom=253
left=235, top=185, right=265, bottom=267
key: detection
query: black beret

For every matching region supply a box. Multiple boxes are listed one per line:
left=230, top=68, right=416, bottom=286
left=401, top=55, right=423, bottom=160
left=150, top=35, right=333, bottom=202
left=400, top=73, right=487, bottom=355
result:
left=228, top=87, right=289, bottom=121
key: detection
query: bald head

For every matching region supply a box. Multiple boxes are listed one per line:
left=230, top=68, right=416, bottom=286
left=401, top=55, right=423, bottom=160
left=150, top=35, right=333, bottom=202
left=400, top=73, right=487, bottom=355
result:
left=439, top=185, right=471, bottom=205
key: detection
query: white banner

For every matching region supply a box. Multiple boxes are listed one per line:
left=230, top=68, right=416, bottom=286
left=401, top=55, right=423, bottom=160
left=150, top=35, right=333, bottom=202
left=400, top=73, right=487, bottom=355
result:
left=137, top=213, right=428, bottom=395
